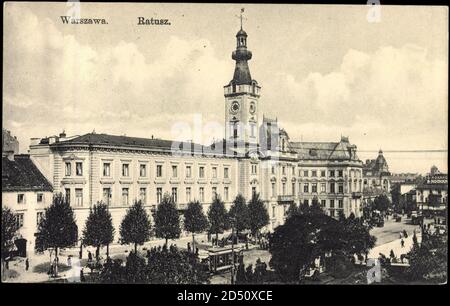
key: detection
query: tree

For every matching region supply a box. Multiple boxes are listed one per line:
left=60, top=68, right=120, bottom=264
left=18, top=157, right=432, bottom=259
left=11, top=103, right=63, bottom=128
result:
left=82, top=202, right=115, bottom=260
left=406, top=234, right=447, bottom=283
left=35, top=193, right=78, bottom=277
left=119, top=200, right=152, bottom=253
left=228, top=194, right=249, bottom=241
left=97, top=246, right=209, bottom=284
left=154, top=193, right=181, bottom=245
left=184, top=200, right=208, bottom=253
left=1, top=207, right=18, bottom=273
left=373, top=194, right=391, bottom=213
left=299, top=199, right=324, bottom=216
left=269, top=213, right=347, bottom=282
left=208, top=196, right=229, bottom=244
left=285, top=202, right=299, bottom=219
left=247, top=193, right=269, bottom=239
left=340, top=216, right=376, bottom=257
left=145, top=246, right=209, bottom=284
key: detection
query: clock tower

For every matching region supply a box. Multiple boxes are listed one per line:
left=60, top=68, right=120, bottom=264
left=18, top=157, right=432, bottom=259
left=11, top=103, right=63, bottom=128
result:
left=224, top=25, right=261, bottom=146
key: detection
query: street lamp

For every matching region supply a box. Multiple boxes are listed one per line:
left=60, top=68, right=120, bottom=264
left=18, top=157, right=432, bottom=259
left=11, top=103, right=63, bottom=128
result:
left=230, top=217, right=236, bottom=285
left=106, top=197, right=111, bottom=259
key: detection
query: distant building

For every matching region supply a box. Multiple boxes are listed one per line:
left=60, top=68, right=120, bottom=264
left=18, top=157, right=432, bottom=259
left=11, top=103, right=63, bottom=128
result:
left=24, top=24, right=364, bottom=247
left=390, top=173, right=421, bottom=185
left=416, top=166, right=448, bottom=216
left=362, top=150, right=392, bottom=207
left=2, top=128, right=19, bottom=158
left=2, top=154, right=53, bottom=254
left=0, top=23, right=368, bottom=257
left=363, top=149, right=391, bottom=191
left=390, top=181, right=418, bottom=213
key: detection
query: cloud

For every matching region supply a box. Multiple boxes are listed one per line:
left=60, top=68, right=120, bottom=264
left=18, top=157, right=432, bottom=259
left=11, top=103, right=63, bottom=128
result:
left=264, top=44, right=448, bottom=150
left=2, top=6, right=447, bottom=174
left=3, top=7, right=230, bottom=150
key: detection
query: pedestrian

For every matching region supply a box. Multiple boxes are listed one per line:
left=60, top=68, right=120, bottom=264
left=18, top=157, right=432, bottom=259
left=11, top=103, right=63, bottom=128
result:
left=80, top=268, right=85, bottom=282
left=95, top=248, right=99, bottom=261
left=88, top=250, right=92, bottom=262
left=49, top=263, right=54, bottom=277
left=187, top=242, right=191, bottom=253
left=389, top=249, right=395, bottom=260
left=195, top=247, right=199, bottom=255
left=401, top=239, right=405, bottom=248
left=67, top=255, right=72, bottom=267
left=25, top=258, right=29, bottom=271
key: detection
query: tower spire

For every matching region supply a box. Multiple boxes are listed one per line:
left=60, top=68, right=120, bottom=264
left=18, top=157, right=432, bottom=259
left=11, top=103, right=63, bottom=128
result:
left=230, top=9, right=253, bottom=85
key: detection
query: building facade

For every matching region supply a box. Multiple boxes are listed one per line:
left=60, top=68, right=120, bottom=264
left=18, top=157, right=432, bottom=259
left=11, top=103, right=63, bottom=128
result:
left=2, top=154, right=53, bottom=253
left=21, top=25, right=364, bottom=247
left=362, top=149, right=391, bottom=192
left=416, top=167, right=448, bottom=217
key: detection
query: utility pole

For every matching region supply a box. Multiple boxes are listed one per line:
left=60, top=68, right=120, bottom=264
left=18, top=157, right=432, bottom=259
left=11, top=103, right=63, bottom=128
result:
left=106, top=194, right=110, bottom=259
left=230, top=219, right=235, bottom=285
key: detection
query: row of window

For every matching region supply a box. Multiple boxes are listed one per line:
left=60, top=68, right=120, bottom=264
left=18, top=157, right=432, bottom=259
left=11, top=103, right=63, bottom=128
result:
left=297, top=199, right=344, bottom=209
left=65, top=161, right=231, bottom=180
left=14, top=212, right=45, bottom=229
left=16, top=193, right=45, bottom=204
left=271, top=181, right=360, bottom=197
left=271, top=166, right=360, bottom=178
left=65, top=186, right=232, bottom=207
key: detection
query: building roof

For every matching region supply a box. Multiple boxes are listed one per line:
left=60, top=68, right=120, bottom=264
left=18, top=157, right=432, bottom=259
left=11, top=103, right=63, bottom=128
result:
left=416, top=173, right=448, bottom=191
left=51, top=133, right=205, bottom=153
left=363, top=150, right=390, bottom=175
left=290, top=140, right=357, bottom=161
left=236, top=29, right=247, bottom=37
left=2, top=155, right=53, bottom=192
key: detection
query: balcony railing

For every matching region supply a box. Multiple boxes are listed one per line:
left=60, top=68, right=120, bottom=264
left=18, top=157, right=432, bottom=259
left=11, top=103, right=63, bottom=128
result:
left=352, top=192, right=363, bottom=199
left=177, top=203, right=188, bottom=211
left=277, top=195, right=294, bottom=203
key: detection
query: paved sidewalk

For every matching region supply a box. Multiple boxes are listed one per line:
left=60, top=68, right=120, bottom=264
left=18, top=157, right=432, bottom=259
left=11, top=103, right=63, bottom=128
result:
left=368, top=231, right=422, bottom=260
left=3, top=232, right=228, bottom=283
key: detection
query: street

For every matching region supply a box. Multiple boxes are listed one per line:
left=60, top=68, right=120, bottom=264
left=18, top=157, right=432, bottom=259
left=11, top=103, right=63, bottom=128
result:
left=0, top=216, right=431, bottom=284
left=370, top=215, right=422, bottom=246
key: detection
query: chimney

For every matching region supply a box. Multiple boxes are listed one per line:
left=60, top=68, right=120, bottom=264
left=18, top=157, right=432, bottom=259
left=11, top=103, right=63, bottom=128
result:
left=48, top=136, right=58, bottom=144
left=3, top=151, right=14, bottom=161
left=30, top=138, right=41, bottom=146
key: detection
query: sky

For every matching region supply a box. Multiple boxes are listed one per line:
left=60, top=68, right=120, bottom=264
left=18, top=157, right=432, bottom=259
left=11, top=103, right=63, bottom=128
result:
left=3, top=3, right=448, bottom=174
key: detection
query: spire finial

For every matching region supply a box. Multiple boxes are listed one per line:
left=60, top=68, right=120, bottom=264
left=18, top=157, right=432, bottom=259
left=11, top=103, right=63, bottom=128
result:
left=236, top=8, right=246, bottom=30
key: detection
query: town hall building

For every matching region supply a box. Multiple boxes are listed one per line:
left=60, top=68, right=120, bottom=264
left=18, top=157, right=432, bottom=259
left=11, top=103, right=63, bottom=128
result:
left=5, top=25, right=364, bottom=250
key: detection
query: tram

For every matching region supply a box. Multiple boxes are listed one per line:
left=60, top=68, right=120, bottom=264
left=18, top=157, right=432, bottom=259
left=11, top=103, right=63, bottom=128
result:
left=199, top=246, right=243, bottom=274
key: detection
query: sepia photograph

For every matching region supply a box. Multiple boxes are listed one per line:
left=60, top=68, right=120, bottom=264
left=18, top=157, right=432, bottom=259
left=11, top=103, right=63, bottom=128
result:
left=1, top=1, right=448, bottom=292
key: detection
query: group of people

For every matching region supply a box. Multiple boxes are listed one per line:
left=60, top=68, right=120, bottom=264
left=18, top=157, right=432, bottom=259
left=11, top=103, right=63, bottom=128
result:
left=145, top=243, right=182, bottom=257
left=186, top=242, right=199, bottom=254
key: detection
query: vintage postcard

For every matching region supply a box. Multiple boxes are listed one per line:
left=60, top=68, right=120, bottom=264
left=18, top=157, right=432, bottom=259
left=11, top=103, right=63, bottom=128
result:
left=2, top=1, right=448, bottom=292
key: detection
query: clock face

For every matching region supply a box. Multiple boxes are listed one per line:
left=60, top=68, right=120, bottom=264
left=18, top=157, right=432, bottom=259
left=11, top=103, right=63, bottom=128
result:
left=230, top=101, right=240, bottom=114
left=249, top=102, right=256, bottom=114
